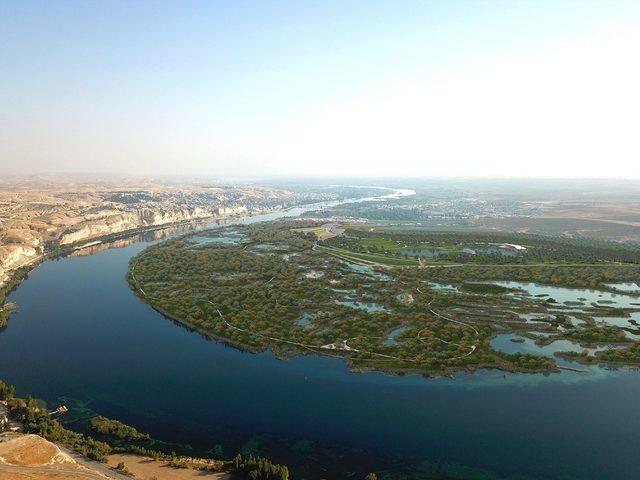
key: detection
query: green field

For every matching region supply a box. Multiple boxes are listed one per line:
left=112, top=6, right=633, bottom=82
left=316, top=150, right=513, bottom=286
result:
left=315, top=244, right=419, bottom=266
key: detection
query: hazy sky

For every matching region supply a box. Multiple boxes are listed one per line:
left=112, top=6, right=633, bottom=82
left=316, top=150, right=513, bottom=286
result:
left=1, top=1, right=639, bottom=178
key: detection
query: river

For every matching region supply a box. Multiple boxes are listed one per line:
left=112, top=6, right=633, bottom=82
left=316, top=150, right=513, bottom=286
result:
left=1, top=188, right=639, bottom=479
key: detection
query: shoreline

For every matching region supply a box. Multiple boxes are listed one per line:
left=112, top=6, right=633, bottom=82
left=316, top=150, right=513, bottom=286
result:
left=128, top=273, right=561, bottom=379
left=1, top=188, right=406, bottom=328
left=0, top=213, right=228, bottom=327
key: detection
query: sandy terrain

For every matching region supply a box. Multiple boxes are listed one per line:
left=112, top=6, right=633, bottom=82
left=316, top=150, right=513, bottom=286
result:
left=0, top=434, right=69, bottom=466
left=0, top=434, right=129, bottom=480
left=0, top=473, right=96, bottom=479
left=106, top=454, right=230, bottom=480
left=0, top=175, right=292, bottom=287
left=0, top=434, right=229, bottom=480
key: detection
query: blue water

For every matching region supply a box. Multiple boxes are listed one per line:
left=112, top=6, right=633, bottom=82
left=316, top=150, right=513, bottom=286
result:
left=3, top=240, right=640, bottom=479
left=490, top=334, right=624, bottom=367
left=295, top=312, right=314, bottom=327
left=2, top=191, right=640, bottom=479
left=334, top=300, right=387, bottom=313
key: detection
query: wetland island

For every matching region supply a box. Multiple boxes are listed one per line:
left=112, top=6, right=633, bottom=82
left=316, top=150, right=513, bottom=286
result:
left=128, top=221, right=640, bottom=376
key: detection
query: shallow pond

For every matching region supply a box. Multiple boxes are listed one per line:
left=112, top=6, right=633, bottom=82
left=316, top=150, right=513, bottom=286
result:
left=491, top=334, right=623, bottom=366
left=426, top=281, right=460, bottom=293
left=518, top=313, right=553, bottom=324
left=296, top=312, right=314, bottom=327
left=334, top=300, right=387, bottom=313
left=399, top=248, right=446, bottom=258
left=606, top=282, right=640, bottom=293
left=340, top=260, right=392, bottom=281
left=383, top=325, right=407, bottom=345
left=190, top=231, right=245, bottom=245
left=593, top=311, right=640, bottom=329
left=475, top=245, right=517, bottom=257
left=494, top=281, right=640, bottom=309
left=250, top=243, right=289, bottom=252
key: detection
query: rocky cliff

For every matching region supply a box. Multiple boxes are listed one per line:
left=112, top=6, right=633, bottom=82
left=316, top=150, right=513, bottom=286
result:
left=59, top=207, right=214, bottom=245
left=0, top=243, right=39, bottom=285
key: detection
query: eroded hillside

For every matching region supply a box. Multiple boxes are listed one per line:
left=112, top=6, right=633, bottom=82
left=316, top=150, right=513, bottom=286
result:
left=0, top=176, right=292, bottom=286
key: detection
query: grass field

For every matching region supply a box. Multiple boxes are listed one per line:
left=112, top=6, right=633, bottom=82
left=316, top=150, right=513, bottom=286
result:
left=360, top=236, right=406, bottom=250
left=315, top=245, right=419, bottom=266
left=359, top=236, right=459, bottom=252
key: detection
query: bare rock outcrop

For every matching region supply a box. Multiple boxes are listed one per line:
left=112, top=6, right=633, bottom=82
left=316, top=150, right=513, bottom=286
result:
left=59, top=207, right=214, bottom=245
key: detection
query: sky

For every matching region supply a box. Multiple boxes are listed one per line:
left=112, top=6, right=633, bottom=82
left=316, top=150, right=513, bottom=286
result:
left=1, top=0, right=639, bottom=178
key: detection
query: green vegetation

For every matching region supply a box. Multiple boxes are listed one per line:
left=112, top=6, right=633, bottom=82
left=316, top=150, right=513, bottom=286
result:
left=128, top=223, right=492, bottom=374
left=1, top=377, right=291, bottom=475
left=127, top=222, right=640, bottom=375
left=315, top=244, right=418, bottom=266
left=0, top=216, right=220, bottom=331
left=90, top=415, right=151, bottom=441
left=325, top=228, right=640, bottom=266
left=597, top=343, right=640, bottom=363
left=422, top=264, right=640, bottom=289
left=459, top=283, right=515, bottom=294
left=0, top=379, right=15, bottom=400
left=0, top=382, right=112, bottom=460
left=0, top=265, right=36, bottom=328
left=230, top=453, right=290, bottom=480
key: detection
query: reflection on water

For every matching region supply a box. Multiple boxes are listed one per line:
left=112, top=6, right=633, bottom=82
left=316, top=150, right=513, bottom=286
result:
left=6, top=187, right=640, bottom=479
left=494, top=281, right=640, bottom=309
left=190, top=231, right=245, bottom=245
left=606, top=282, right=640, bottom=293
left=426, top=281, right=460, bottom=293
left=67, top=222, right=206, bottom=257
left=334, top=300, right=387, bottom=313
left=491, top=333, right=624, bottom=367
left=340, top=260, right=392, bottom=281
left=295, top=312, right=314, bottom=327
left=383, top=325, right=407, bottom=345
left=399, top=248, right=445, bottom=258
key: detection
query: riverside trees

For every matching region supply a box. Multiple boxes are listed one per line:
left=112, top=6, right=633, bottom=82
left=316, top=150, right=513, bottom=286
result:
left=127, top=222, right=640, bottom=375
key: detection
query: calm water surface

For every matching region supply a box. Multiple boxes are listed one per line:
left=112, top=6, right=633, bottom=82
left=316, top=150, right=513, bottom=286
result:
left=2, top=194, right=640, bottom=479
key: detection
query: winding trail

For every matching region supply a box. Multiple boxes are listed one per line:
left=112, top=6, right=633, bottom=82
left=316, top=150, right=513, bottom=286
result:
left=208, top=288, right=479, bottom=363
left=414, top=287, right=480, bottom=359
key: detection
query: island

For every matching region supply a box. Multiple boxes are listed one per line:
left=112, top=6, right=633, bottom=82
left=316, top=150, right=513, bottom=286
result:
left=127, top=221, right=640, bottom=376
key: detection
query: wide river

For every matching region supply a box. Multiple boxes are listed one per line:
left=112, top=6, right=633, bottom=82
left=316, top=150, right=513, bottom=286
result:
left=1, top=189, right=639, bottom=479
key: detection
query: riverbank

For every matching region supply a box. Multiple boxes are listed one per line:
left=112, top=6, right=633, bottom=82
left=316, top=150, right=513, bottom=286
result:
left=0, top=433, right=231, bottom=480
left=1, top=378, right=288, bottom=480
left=127, top=220, right=569, bottom=378
left=0, top=209, right=254, bottom=329
left=106, top=454, right=229, bottom=479
left=0, top=432, right=131, bottom=480
left=141, top=294, right=560, bottom=378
